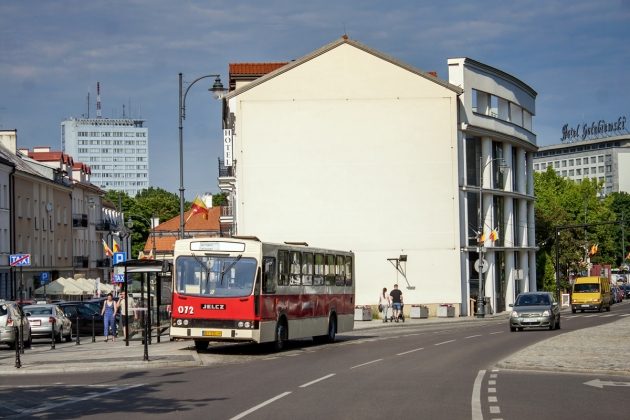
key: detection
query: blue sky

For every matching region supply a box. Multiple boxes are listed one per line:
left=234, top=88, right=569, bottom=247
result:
left=1, top=0, right=629, bottom=199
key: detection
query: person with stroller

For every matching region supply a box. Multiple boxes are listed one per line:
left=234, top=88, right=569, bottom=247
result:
left=389, top=284, right=403, bottom=322
left=378, top=287, right=390, bottom=322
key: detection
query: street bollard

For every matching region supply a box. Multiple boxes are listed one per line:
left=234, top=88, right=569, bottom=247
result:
left=91, top=314, right=96, bottom=343
left=51, top=318, right=56, bottom=350
left=143, top=315, right=149, bottom=362
left=75, top=313, right=81, bottom=345
left=14, top=326, right=21, bottom=368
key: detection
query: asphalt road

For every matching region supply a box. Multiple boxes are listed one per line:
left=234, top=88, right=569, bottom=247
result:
left=1, top=304, right=628, bottom=419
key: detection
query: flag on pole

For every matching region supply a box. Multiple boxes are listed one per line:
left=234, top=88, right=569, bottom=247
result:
left=190, top=196, right=209, bottom=220
left=102, top=239, right=113, bottom=257
left=113, top=240, right=120, bottom=253
left=479, top=232, right=487, bottom=244
left=589, top=244, right=598, bottom=256
left=489, top=229, right=499, bottom=242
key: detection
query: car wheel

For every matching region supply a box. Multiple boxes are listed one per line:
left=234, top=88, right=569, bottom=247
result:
left=518, top=327, right=524, bottom=332
left=24, top=330, right=32, bottom=349
left=548, top=318, right=555, bottom=331
left=556, top=316, right=561, bottom=330
left=65, top=328, right=73, bottom=342
left=571, top=308, right=576, bottom=314
left=510, top=326, right=516, bottom=332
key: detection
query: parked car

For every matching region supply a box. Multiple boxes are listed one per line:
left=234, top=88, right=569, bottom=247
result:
left=509, top=292, right=560, bottom=332
left=0, top=300, right=32, bottom=349
left=57, top=301, right=119, bottom=336
left=615, top=285, right=624, bottom=302
left=23, top=304, right=73, bottom=342
left=622, top=284, right=630, bottom=299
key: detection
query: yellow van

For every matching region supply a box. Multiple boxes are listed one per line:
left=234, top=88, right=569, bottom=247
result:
left=571, top=276, right=611, bottom=313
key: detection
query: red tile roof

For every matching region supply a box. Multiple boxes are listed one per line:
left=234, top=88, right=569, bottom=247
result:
left=143, top=207, right=222, bottom=253
left=229, top=62, right=288, bottom=76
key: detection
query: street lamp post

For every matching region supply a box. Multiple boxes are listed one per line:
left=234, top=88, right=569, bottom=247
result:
left=475, top=156, right=508, bottom=318
left=178, top=72, right=225, bottom=239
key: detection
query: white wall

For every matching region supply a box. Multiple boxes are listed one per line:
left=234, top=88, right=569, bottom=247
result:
left=231, top=43, right=461, bottom=306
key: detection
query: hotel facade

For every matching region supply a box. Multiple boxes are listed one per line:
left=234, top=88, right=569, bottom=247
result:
left=217, top=38, right=537, bottom=315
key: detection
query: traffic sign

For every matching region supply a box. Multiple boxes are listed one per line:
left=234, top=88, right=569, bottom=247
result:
left=10, top=254, right=31, bottom=267
left=113, top=273, right=126, bottom=283
left=40, top=272, right=50, bottom=285
left=113, top=252, right=127, bottom=265
left=474, top=258, right=489, bottom=273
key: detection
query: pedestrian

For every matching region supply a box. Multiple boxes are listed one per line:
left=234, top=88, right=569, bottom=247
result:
left=390, top=284, right=403, bottom=322
left=101, top=293, right=117, bottom=342
left=116, top=291, right=136, bottom=340
left=378, top=287, right=390, bottom=322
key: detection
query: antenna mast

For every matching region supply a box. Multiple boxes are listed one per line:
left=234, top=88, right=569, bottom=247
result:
left=96, top=82, right=102, bottom=118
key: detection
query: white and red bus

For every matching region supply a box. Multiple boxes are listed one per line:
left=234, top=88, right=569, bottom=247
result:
left=170, top=237, right=355, bottom=351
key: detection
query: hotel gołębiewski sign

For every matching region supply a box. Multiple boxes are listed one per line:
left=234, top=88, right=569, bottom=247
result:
left=561, top=115, right=626, bottom=143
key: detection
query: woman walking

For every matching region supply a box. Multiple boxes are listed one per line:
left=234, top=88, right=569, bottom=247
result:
left=379, top=287, right=390, bottom=322
left=101, top=293, right=117, bottom=342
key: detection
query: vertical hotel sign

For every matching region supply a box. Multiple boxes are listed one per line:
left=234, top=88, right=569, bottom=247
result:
left=223, top=129, right=233, bottom=167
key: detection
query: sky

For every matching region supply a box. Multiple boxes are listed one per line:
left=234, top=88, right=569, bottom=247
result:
left=1, top=0, right=629, bottom=199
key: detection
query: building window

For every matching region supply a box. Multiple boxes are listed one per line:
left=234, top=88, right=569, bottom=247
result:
left=590, top=156, right=596, bottom=164
left=584, top=168, right=589, bottom=175
left=599, top=166, right=604, bottom=173
left=598, top=155, right=604, bottom=162
left=562, top=160, right=567, bottom=167
left=534, top=163, right=539, bottom=170
left=576, top=169, right=582, bottom=175
left=465, top=137, right=481, bottom=187
left=554, top=161, right=560, bottom=168
left=569, top=169, right=574, bottom=176
left=576, top=158, right=581, bottom=165
left=562, top=170, right=567, bottom=176
left=569, top=159, right=574, bottom=166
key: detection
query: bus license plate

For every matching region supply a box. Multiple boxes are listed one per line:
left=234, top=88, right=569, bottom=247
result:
left=202, top=330, right=222, bottom=337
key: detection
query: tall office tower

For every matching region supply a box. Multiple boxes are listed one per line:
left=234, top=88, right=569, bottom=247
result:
left=61, top=85, right=149, bottom=197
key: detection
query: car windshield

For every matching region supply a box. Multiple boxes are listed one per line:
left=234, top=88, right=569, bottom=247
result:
left=574, top=283, right=599, bottom=293
left=24, top=306, right=53, bottom=315
left=515, top=294, right=550, bottom=306
left=175, top=255, right=257, bottom=298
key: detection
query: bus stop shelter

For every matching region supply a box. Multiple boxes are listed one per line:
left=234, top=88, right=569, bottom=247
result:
left=113, top=259, right=172, bottom=352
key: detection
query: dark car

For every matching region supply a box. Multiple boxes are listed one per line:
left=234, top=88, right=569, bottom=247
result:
left=622, top=284, right=630, bottom=299
left=509, top=292, right=560, bottom=332
left=57, top=301, right=119, bottom=336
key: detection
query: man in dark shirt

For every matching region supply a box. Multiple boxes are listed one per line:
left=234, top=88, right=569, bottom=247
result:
left=389, top=284, right=403, bottom=322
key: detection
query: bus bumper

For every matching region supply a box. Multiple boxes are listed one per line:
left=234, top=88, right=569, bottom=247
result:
left=170, top=326, right=259, bottom=342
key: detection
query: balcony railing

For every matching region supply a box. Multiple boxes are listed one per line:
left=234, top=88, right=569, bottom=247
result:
left=218, top=158, right=235, bottom=177
left=73, top=256, right=89, bottom=268
left=95, top=221, right=114, bottom=231
left=221, top=206, right=233, bottom=217
left=72, top=213, right=88, bottom=228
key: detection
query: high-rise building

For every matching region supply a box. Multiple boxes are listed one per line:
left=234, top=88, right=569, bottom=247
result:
left=61, top=117, right=149, bottom=197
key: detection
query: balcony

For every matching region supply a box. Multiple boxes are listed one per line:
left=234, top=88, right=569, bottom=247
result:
left=72, top=213, right=88, bottom=228
left=96, top=258, right=111, bottom=268
left=73, top=256, right=89, bottom=268
left=218, top=158, right=236, bottom=192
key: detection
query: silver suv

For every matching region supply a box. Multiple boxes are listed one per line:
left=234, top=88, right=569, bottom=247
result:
left=0, top=300, right=32, bottom=349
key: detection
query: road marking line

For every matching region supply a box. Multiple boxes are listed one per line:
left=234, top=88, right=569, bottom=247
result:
left=402, top=333, right=421, bottom=337
left=601, top=314, right=616, bottom=317
left=488, top=396, right=498, bottom=402
left=16, top=384, right=144, bottom=416
left=434, top=340, right=455, bottom=346
left=471, top=370, right=485, bottom=420
left=489, top=380, right=496, bottom=385
left=465, top=335, right=482, bottom=339
left=396, top=347, right=424, bottom=356
left=230, top=391, right=292, bottom=420
left=490, top=406, right=501, bottom=414
left=620, top=313, right=630, bottom=317
left=490, top=331, right=503, bottom=335
left=488, top=387, right=496, bottom=393
left=350, top=359, right=383, bottom=369
left=584, top=314, right=598, bottom=318
left=490, top=373, right=497, bottom=379
left=299, top=374, right=336, bottom=388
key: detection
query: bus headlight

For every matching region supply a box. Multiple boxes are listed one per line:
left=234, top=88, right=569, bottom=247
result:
left=176, top=319, right=183, bottom=326
left=244, top=321, right=251, bottom=328
left=183, top=319, right=189, bottom=326
left=238, top=321, right=244, bottom=328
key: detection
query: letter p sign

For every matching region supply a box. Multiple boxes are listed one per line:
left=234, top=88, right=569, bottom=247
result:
left=113, top=252, right=127, bottom=265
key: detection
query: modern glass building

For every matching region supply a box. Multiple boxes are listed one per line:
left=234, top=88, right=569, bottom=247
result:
left=61, top=117, right=149, bottom=197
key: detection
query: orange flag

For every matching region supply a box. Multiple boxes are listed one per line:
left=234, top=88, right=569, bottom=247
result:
left=489, top=229, right=499, bottom=242
left=190, top=196, right=209, bottom=220
left=113, top=240, right=120, bottom=253
left=102, top=240, right=113, bottom=257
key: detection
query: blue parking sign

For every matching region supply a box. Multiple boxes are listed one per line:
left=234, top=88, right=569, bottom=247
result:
left=40, top=272, right=50, bottom=285
left=113, top=252, right=127, bottom=265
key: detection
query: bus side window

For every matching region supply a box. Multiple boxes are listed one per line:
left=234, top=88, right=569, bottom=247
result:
left=345, top=256, right=353, bottom=286
left=278, top=250, right=289, bottom=286
left=290, top=251, right=302, bottom=286
left=325, top=254, right=336, bottom=286
left=335, top=255, right=345, bottom=286
left=314, top=253, right=325, bottom=286
left=302, top=253, right=313, bottom=286
left=262, top=257, right=276, bottom=294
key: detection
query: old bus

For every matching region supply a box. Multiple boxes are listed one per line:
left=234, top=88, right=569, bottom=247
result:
left=170, top=237, right=355, bottom=351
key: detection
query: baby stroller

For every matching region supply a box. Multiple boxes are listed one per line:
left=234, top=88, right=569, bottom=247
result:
left=389, top=303, right=405, bottom=323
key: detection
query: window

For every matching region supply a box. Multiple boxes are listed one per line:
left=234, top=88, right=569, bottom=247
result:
left=591, top=156, right=596, bottom=164
left=534, top=164, right=539, bottom=170
left=576, top=158, right=582, bottom=165
left=278, top=250, right=289, bottom=286
left=562, top=160, right=567, bottom=167
left=554, top=161, right=560, bottom=168
left=336, top=255, right=345, bottom=286
left=569, top=169, right=574, bottom=176
left=523, top=110, right=533, bottom=131
left=345, top=256, right=353, bottom=286
left=314, top=253, right=325, bottom=286
left=562, top=170, right=567, bottom=176
left=598, top=155, right=604, bottom=163
left=510, top=103, right=523, bottom=126
left=289, top=252, right=301, bottom=285
left=599, top=166, right=604, bottom=173
left=576, top=169, right=582, bottom=175
left=325, top=254, right=336, bottom=286
left=302, top=253, right=313, bottom=286
left=584, top=168, right=589, bottom=175
left=569, top=159, right=574, bottom=166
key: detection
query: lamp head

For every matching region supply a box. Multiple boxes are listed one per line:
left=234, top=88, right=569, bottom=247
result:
left=126, top=217, right=133, bottom=229
left=209, top=76, right=226, bottom=99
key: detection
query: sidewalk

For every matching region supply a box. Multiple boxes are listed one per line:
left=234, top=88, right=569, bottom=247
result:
left=2, top=309, right=627, bottom=377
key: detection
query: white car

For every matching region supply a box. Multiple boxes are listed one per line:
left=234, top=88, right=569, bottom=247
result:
left=23, top=304, right=73, bottom=342
left=0, top=300, right=32, bottom=349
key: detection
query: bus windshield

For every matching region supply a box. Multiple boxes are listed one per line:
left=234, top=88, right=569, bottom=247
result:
left=175, top=255, right=257, bottom=298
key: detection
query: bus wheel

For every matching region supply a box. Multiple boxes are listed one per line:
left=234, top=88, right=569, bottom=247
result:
left=274, top=320, right=287, bottom=351
left=194, top=340, right=209, bottom=352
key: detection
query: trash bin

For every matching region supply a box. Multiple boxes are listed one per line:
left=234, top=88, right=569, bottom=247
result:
left=410, top=305, right=429, bottom=319
left=354, top=306, right=372, bottom=321
left=437, top=304, right=455, bottom=318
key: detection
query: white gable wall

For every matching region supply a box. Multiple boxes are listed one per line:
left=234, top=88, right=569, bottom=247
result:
left=230, top=43, right=462, bottom=307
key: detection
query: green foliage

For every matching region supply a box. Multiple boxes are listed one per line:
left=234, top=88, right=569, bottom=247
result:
left=212, top=192, right=228, bottom=207
left=535, top=168, right=628, bottom=287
